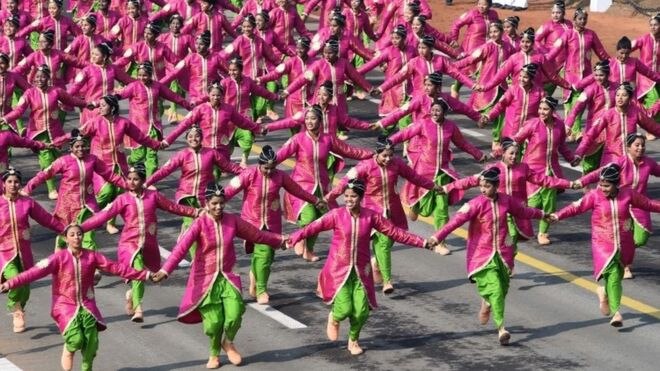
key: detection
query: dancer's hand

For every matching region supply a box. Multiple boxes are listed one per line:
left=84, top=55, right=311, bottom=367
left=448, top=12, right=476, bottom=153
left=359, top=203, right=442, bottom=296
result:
left=151, top=271, right=168, bottom=283
left=18, top=188, right=28, bottom=197
left=315, top=200, right=328, bottom=213
left=478, top=115, right=489, bottom=128
left=279, top=90, right=289, bottom=99
left=370, top=88, right=382, bottom=98
left=570, top=156, right=582, bottom=167
left=545, top=213, right=559, bottom=224
left=159, top=140, right=170, bottom=150
left=424, top=237, right=439, bottom=250
left=433, top=184, right=445, bottom=194
left=570, top=181, right=583, bottom=190
left=259, top=124, right=268, bottom=136
left=280, top=234, right=290, bottom=250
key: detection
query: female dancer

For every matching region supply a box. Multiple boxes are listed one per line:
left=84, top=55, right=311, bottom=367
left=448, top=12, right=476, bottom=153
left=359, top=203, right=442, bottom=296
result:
left=269, top=0, right=311, bottom=48
left=512, top=96, right=576, bottom=246
left=632, top=13, right=660, bottom=123
left=115, top=61, right=191, bottom=177
left=109, top=0, right=148, bottom=56
left=0, top=224, right=150, bottom=371
left=181, top=0, right=237, bottom=52
left=22, top=129, right=127, bottom=251
left=63, top=15, right=105, bottom=76
left=152, top=183, right=285, bottom=369
left=0, top=124, right=48, bottom=172
left=80, top=163, right=199, bottom=322
left=17, top=0, right=81, bottom=51
left=430, top=167, right=546, bottom=345
left=275, top=105, right=372, bottom=262
left=535, top=1, right=573, bottom=86
left=224, top=145, right=324, bottom=304
left=1, top=65, right=90, bottom=200
left=564, top=60, right=615, bottom=174
left=0, top=15, right=32, bottom=70
left=550, top=164, right=660, bottom=328
left=94, top=0, right=120, bottom=40
left=325, top=137, right=439, bottom=293
left=503, top=16, right=520, bottom=50
left=577, top=133, right=660, bottom=279
left=114, top=22, right=179, bottom=81
left=0, top=167, right=65, bottom=333
left=0, top=52, right=29, bottom=132
left=290, top=179, right=432, bottom=355
left=308, top=12, right=373, bottom=63
left=390, top=98, right=486, bottom=254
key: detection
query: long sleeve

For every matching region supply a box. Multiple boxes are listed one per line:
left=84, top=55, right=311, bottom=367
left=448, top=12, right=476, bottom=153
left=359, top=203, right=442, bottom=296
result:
left=575, top=117, right=607, bottom=157
left=379, top=64, right=410, bottom=93
left=161, top=218, right=202, bottom=274
left=3, top=92, right=30, bottom=123
left=330, top=136, right=372, bottom=160
left=631, top=191, right=660, bottom=213
left=267, top=115, right=301, bottom=132
left=555, top=193, right=594, bottom=220
left=159, top=59, right=186, bottom=86
left=397, top=160, right=436, bottom=190
left=451, top=125, right=484, bottom=161
left=56, top=88, right=88, bottom=108
left=486, top=88, right=513, bottom=121
left=507, top=197, right=545, bottom=219
left=155, top=192, right=197, bottom=216
left=229, top=108, right=260, bottom=132
left=6, top=133, right=46, bottom=153
left=527, top=170, right=571, bottom=189
left=345, top=62, right=372, bottom=92
left=158, top=83, right=190, bottom=109
left=635, top=58, right=660, bottom=83
left=93, top=156, right=127, bottom=189
left=442, top=93, right=482, bottom=122
left=557, top=126, right=576, bottom=163
left=164, top=108, right=199, bottom=144
left=95, top=252, right=148, bottom=280
left=29, top=199, right=66, bottom=233
left=80, top=199, right=123, bottom=232
left=145, top=152, right=183, bottom=187
left=445, top=174, right=479, bottom=193
left=372, top=213, right=425, bottom=247
left=389, top=123, right=422, bottom=144
left=23, top=159, right=62, bottom=194
left=212, top=151, right=243, bottom=174
left=432, top=202, right=474, bottom=241
left=282, top=172, right=319, bottom=205
left=512, top=120, right=534, bottom=144
left=275, top=136, right=298, bottom=163
left=358, top=52, right=387, bottom=75
left=4, top=258, right=54, bottom=290
left=125, top=120, right=162, bottom=149
left=481, top=58, right=513, bottom=91
left=222, top=172, right=248, bottom=200
left=290, top=211, right=334, bottom=246
left=441, top=59, right=475, bottom=88
left=235, top=216, right=283, bottom=247
left=636, top=109, right=660, bottom=137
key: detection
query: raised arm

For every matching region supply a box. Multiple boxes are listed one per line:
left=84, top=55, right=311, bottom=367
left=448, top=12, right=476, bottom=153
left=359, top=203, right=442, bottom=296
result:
left=432, top=201, right=475, bottom=242
left=372, top=213, right=425, bottom=247
left=144, top=152, right=183, bottom=187
left=235, top=216, right=283, bottom=247
left=28, top=199, right=66, bottom=233
left=95, top=251, right=149, bottom=280
left=554, top=193, right=595, bottom=220
left=330, top=136, right=373, bottom=160
left=155, top=191, right=198, bottom=217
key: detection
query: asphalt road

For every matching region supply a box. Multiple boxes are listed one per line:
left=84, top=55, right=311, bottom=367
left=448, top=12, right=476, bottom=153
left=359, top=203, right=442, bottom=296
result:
left=2, top=17, right=660, bottom=371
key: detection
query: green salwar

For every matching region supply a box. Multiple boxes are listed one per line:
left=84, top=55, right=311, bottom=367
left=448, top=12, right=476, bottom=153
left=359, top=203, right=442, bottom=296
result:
left=297, top=189, right=324, bottom=252
left=179, top=197, right=200, bottom=260
left=581, top=146, right=604, bottom=175
left=600, top=252, right=623, bottom=315
left=472, top=254, right=510, bottom=328
left=371, top=232, right=394, bottom=282
left=131, top=253, right=145, bottom=309
left=633, top=220, right=650, bottom=248
left=643, top=86, right=660, bottom=122
left=11, top=89, right=24, bottom=134
left=62, top=308, right=99, bottom=371
left=168, top=80, right=185, bottom=115
left=35, top=132, right=59, bottom=193
left=506, top=215, right=521, bottom=255
left=252, top=81, right=277, bottom=118
left=332, top=269, right=369, bottom=341
left=411, top=172, right=451, bottom=229
left=527, top=186, right=557, bottom=234
left=230, top=128, right=254, bottom=159
left=128, top=127, right=160, bottom=177
left=3, top=258, right=29, bottom=311
left=198, top=276, right=245, bottom=356
left=56, top=208, right=97, bottom=250
left=251, top=243, right=275, bottom=296
left=565, top=91, right=583, bottom=136
left=96, top=165, right=123, bottom=209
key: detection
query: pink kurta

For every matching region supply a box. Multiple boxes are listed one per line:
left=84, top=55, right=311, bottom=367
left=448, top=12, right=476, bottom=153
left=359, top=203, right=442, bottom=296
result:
left=259, top=55, right=316, bottom=117
left=220, top=75, right=279, bottom=117
left=448, top=8, right=499, bottom=74
left=115, top=40, right=178, bottom=80
left=0, top=195, right=65, bottom=275
left=221, top=34, right=281, bottom=79
left=486, top=83, right=544, bottom=139
left=378, top=92, right=481, bottom=128
left=269, top=4, right=311, bottom=47
left=0, top=131, right=46, bottom=170
left=291, top=206, right=424, bottom=308
left=150, top=0, right=202, bottom=23
left=13, top=49, right=85, bottom=87
left=0, top=71, right=29, bottom=118
left=94, top=10, right=121, bottom=40
left=308, top=27, right=374, bottom=61
left=160, top=52, right=226, bottom=102
left=565, top=81, right=616, bottom=155
left=275, top=131, right=372, bottom=221
left=390, top=118, right=482, bottom=206
left=481, top=48, right=567, bottom=91
left=433, top=193, right=544, bottom=277
left=64, top=34, right=107, bottom=67
left=560, top=28, right=609, bottom=89
left=632, top=33, right=660, bottom=98
left=555, top=187, right=660, bottom=277
left=576, top=105, right=660, bottom=164
left=512, top=117, right=575, bottom=196
left=326, top=157, right=436, bottom=229
left=446, top=162, right=570, bottom=240
left=0, top=35, right=32, bottom=69
left=17, top=15, right=81, bottom=50
left=3, top=248, right=148, bottom=332
left=161, top=213, right=283, bottom=323
left=181, top=10, right=236, bottom=52
left=109, top=15, right=148, bottom=54
left=146, top=147, right=243, bottom=204
left=379, top=54, right=474, bottom=96
left=24, top=153, right=127, bottom=224
left=157, top=33, right=196, bottom=62
left=576, top=57, right=660, bottom=98
left=267, top=104, right=370, bottom=136
left=535, top=19, right=573, bottom=68
left=231, top=0, right=275, bottom=28
left=80, top=189, right=197, bottom=272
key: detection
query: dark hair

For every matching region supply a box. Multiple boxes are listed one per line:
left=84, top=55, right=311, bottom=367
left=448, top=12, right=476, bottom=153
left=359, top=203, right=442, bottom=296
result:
left=617, top=36, right=632, bottom=50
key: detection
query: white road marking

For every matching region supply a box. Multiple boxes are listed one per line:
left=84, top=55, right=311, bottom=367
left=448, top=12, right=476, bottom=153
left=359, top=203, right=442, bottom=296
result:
left=159, top=245, right=190, bottom=267
left=248, top=303, right=307, bottom=329
left=0, top=358, right=22, bottom=370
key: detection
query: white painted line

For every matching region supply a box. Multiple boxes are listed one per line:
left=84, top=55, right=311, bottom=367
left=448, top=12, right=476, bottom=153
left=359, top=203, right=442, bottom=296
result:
left=0, top=358, right=22, bottom=370
left=461, top=128, right=485, bottom=138
left=248, top=303, right=307, bottom=329
left=159, top=245, right=190, bottom=267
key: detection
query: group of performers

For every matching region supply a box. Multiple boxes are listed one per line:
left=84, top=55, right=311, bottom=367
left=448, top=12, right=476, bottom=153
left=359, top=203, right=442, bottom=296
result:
left=0, top=0, right=658, bottom=369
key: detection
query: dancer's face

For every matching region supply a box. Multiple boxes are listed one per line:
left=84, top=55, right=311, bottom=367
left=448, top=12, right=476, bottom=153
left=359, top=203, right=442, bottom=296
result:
left=242, top=19, right=254, bottom=37
left=574, top=14, right=588, bottom=30
left=519, top=71, right=532, bottom=87
left=330, top=20, right=341, bottom=36
left=0, top=59, right=8, bottom=74
left=476, top=0, right=489, bottom=14
left=343, top=188, right=361, bottom=210
left=376, top=149, right=393, bottom=167
left=594, top=70, right=607, bottom=85
left=186, top=131, right=202, bottom=150
left=48, top=2, right=61, bottom=18
left=144, top=28, right=156, bottom=43
left=423, top=79, right=437, bottom=95
left=503, top=21, right=515, bottom=36
left=502, top=146, right=517, bottom=166
left=304, top=111, right=320, bottom=132
left=137, top=68, right=152, bottom=84
left=651, top=19, right=660, bottom=37
left=317, top=89, right=331, bottom=105
left=99, top=100, right=113, bottom=116
left=520, top=38, right=533, bottom=52
left=259, top=162, right=276, bottom=176
left=616, top=48, right=630, bottom=62
left=417, top=43, right=431, bottom=58
left=391, top=33, right=403, bottom=48
left=170, top=18, right=183, bottom=33
left=209, top=87, right=223, bottom=106
left=71, top=141, right=89, bottom=158
left=3, top=175, right=20, bottom=195
left=34, top=70, right=49, bottom=88
left=431, top=103, right=445, bottom=123
left=228, top=63, right=242, bottom=80
left=81, top=20, right=95, bottom=35
left=489, top=25, right=502, bottom=41
left=615, top=89, right=631, bottom=108
left=627, top=137, right=646, bottom=159
left=598, top=180, right=617, bottom=198
left=206, top=196, right=225, bottom=218
left=412, top=19, right=422, bottom=35
left=66, top=226, right=83, bottom=250
left=127, top=2, right=139, bottom=18
left=127, top=172, right=144, bottom=192
left=538, top=102, right=552, bottom=121
left=551, top=8, right=564, bottom=22
left=3, top=22, right=16, bottom=37
left=479, top=179, right=497, bottom=198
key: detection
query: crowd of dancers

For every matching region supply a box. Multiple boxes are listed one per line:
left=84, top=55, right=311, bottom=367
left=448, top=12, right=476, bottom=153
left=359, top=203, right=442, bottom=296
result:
left=0, top=0, right=658, bottom=369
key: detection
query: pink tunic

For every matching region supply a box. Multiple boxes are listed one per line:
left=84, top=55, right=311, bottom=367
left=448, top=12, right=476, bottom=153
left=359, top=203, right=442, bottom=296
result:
left=267, top=104, right=370, bottom=136
left=109, top=15, right=148, bottom=55
left=94, top=9, right=121, bottom=40
left=376, top=0, right=433, bottom=48
left=13, top=49, right=85, bottom=87
left=145, top=147, right=243, bottom=204
left=275, top=131, right=372, bottom=221
left=632, top=33, right=660, bottom=98
left=0, top=35, right=32, bottom=69
left=555, top=188, right=660, bottom=277
left=576, top=105, right=660, bottom=164
left=0, top=10, right=31, bottom=30
left=24, top=153, right=127, bottom=224
left=342, top=7, right=376, bottom=41
left=181, top=10, right=236, bottom=52
left=161, top=213, right=283, bottom=323
left=3, top=86, right=86, bottom=140
left=160, top=52, right=226, bottom=102
left=64, top=34, right=107, bottom=67
left=80, top=189, right=197, bottom=272
left=220, top=75, right=279, bottom=117
left=291, top=206, right=424, bottom=308
left=565, top=81, right=616, bottom=156
left=115, top=40, right=178, bottom=80
left=3, top=248, right=148, bottom=332
left=358, top=43, right=416, bottom=115
left=0, top=195, right=65, bottom=275
left=446, top=162, right=570, bottom=240
left=535, top=19, right=573, bottom=67
left=157, top=32, right=196, bottom=61
left=433, top=193, right=543, bottom=277
left=231, top=0, right=275, bottom=29
left=0, top=131, right=46, bottom=170
left=576, top=57, right=660, bottom=99
left=560, top=28, right=609, bottom=89
left=486, top=83, right=544, bottom=139
left=378, top=93, right=481, bottom=128
left=150, top=0, right=202, bottom=23
left=326, top=156, right=435, bottom=229
left=390, top=118, right=483, bottom=206
left=448, top=8, right=500, bottom=74
left=221, top=34, right=281, bottom=79
left=0, top=72, right=30, bottom=118
left=302, top=0, right=350, bottom=29
left=17, top=15, right=81, bottom=50
left=512, top=117, right=575, bottom=196
left=308, top=27, right=374, bottom=61
left=165, top=102, right=260, bottom=158
left=256, top=28, right=295, bottom=68
left=481, top=48, right=568, bottom=91
left=379, top=54, right=474, bottom=96
left=269, top=4, right=311, bottom=47
left=259, top=55, right=316, bottom=117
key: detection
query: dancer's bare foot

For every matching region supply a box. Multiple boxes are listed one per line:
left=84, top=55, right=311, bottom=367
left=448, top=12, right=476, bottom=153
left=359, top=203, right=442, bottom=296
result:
left=61, top=345, right=74, bottom=371
left=623, top=266, right=634, bottom=279
left=303, top=249, right=320, bottom=262
left=537, top=233, right=551, bottom=246
left=12, top=305, right=25, bottom=333
left=257, top=292, right=270, bottom=305
left=371, top=257, right=382, bottom=284
left=347, top=339, right=364, bottom=355
left=326, top=312, right=339, bottom=341
left=205, top=356, right=220, bottom=369
left=434, top=241, right=451, bottom=255
left=610, top=311, right=623, bottom=327
left=106, top=223, right=119, bottom=235
left=249, top=271, right=256, bottom=298
left=125, top=289, right=134, bottom=315
left=382, top=281, right=394, bottom=295
left=221, top=339, right=242, bottom=365
left=479, top=300, right=491, bottom=325
left=597, top=286, right=610, bottom=316
left=131, top=305, right=143, bottom=322
left=498, top=327, right=511, bottom=345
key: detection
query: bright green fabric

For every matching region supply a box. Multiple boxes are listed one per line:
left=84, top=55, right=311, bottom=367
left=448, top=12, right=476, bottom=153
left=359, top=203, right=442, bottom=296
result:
left=179, top=196, right=200, bottom=260
left=411, top=172, right=450, bottom=229
left=472, top=254, right=510, bottom=328
left=332, top=269, right=369, bottom=341
left=581, top=145, right=604, bottom=175
left=3, top=258, right=29, bottom=311
left=643, top=86, right=660, bottom=123
left=633, top=220, right=650, bottom=248
left=297, top=189, right=324, bottom=252
left=230, top=128, right=254, bottom=157
left=565, top=90, right=583, bottom=135
left=56, top=207, right=97, bottom=250
left=601, top=252, right=623, bottom=314
left=131, top=253, right=145, bottom=309
left=251, top=243, right=275, bottom=295
left=506, top=215, right=520, bottom=255
left=63, top=308, right=98, bottom=371
left=35, top=132, right=59, bottom=193
left=128, top=127, right=160, bottom=177
left=527, top=186, right=557, bottom=233
left=371, top=232, right=394, bottom=282
left=199, top=276, right=245, bottom=356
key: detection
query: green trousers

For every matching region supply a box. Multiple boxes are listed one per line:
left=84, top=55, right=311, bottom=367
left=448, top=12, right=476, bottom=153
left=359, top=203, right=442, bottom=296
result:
left=601, top=252, right=623, bottom=314
left=252, top=81, right=277, bottom=118
left=332, top=269, right=369, bottom=341
left=643, top=86, right=660, bottom=122
left=3, top=258, right=29, bottom=311
left=371, top=232, right=394, bottom=282
left=582, top=146, right=604, bottom=175
left=168, top=80, right=185, bottom=113
left=528, top=186, right=557, bottom=234
left=11, top=89, right=24, bottom=134
left=96, top=165, right=123, bottom=209
left=128, top=127, right=160, bottom=177
left=131, top=253, right=145, bottom=309
left=481, top=89, right=505, bottom=142
left=57, top=208, right=97, bottom=250
left=506, top=215, right=520, bottom=255
left=297, top=189, right=324, bottom=252
left=411, top=172, right=450, bottom=229
left=251, top=243, right=275, bottom=295
left=180, top=197, right=200, bottom=260
left=63, top=308, right=98, bottom=371
left=473, top=254, right=510, bottom=328
left=565, top=91, right=583, bottom=136
left=633, top=220, right=650, bottom=248
left=230, top=128, right=254, bottom=158
left=35, top=132, right=59, bottom=193
left=198, top=276, right=245, bottom=356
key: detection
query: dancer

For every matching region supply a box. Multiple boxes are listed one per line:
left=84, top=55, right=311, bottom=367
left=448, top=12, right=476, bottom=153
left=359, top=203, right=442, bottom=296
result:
left=549, top=164, right=660, bottom=327
left=80, top=163, right=199, bottom=322
left=0, top=224, right=151, bottom=371
left=152, top=183, right=286, bottom=369
left=430, top=167, right=546, bottom=345
left=632, top=13, right=660, bottom=125
left=181, top=0, right=237, bottom=52
left=289, top=179, right=433, bottom=355
left=0, top=167, right=65, bottom=333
